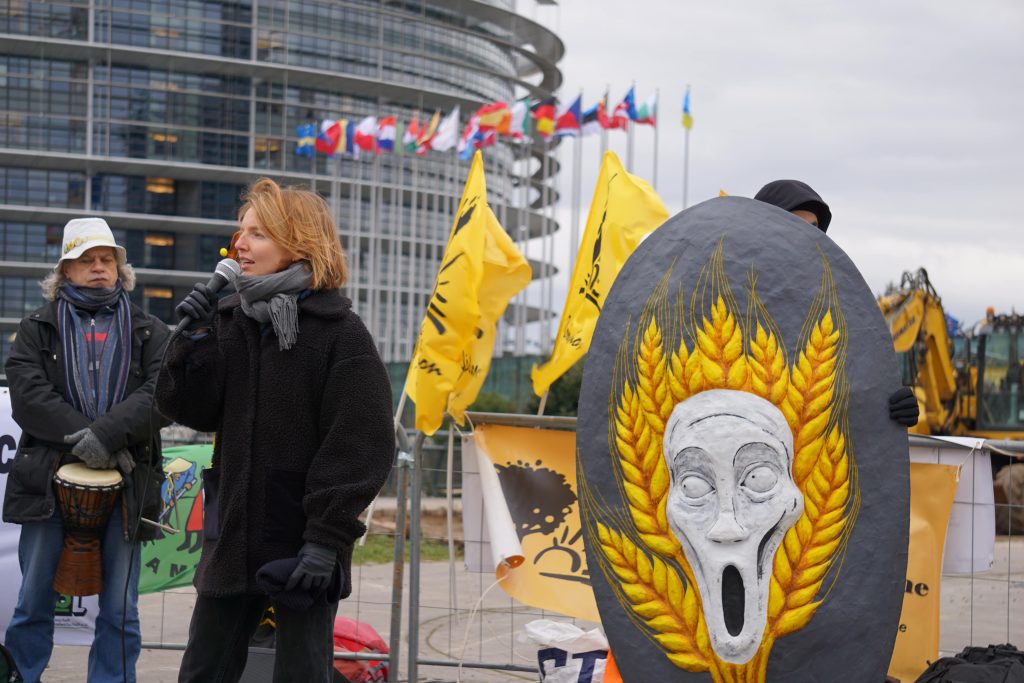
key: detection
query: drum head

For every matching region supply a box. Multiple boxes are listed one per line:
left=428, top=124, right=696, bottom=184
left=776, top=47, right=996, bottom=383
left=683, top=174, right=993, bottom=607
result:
left=55, top=463, right=123, bottom=487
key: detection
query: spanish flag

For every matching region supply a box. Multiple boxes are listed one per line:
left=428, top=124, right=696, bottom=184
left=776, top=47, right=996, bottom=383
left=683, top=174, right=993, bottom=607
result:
left=406, top=151, right=529, bottom=434
left=531, top=151, right=668, bottom=397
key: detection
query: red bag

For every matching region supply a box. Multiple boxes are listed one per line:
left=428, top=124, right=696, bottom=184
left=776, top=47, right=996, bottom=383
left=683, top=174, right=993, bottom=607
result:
left=333, top=617, right=389, bottom=683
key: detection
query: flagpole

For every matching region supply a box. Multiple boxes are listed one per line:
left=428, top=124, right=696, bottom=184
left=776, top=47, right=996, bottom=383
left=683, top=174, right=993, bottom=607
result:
left=652, top=87, right=660, bottom=191
left=683, top=83, right=691, bottom=209
left=548, top=137, right=559, bottom=357
left=516, top=138, right=528, bottom=356
left=601, top=83, right=609, bottom=158
left=310, top=128, right=317, bottom=192
left=626, top=82, right=635, bottom=173
left=683, top=125, right=690, bottom=209
left=542, top=137, right=552, bottom=354
left=626, top=119, right=634, bottom=173
left=570, top=132, right=582, bottom=273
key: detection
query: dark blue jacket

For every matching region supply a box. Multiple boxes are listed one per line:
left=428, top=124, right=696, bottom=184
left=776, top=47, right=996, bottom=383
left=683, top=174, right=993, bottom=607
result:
left=3, top=298, right=170, bottom=541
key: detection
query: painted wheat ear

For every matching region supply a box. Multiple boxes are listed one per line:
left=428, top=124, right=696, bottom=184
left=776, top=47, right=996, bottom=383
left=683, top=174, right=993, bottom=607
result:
left=748, top=323, right=789, bottom=407
left=695, top=296, right=749, bottom=391
left=782, top=311, right=839, bottom=485
left=767, top=425, right=850, bottom=640
left=615, top=377, right=679, bottom=558
left=597, top=523, right=711, bottom=672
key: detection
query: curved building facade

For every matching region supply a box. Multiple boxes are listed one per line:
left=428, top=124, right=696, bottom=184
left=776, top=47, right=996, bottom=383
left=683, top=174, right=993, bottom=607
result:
left=0, top=0, right=562, bottom=367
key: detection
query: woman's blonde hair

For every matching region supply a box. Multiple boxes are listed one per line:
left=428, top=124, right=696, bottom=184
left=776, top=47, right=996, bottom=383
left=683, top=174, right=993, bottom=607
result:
left=238, top=178, right=347, bottom=289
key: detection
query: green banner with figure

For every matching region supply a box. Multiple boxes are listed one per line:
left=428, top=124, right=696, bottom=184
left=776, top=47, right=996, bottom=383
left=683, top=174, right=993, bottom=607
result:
left=139, top=444, right=213, bottom=594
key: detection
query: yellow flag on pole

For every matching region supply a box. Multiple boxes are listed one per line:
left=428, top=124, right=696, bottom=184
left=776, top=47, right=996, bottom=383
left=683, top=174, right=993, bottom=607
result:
left=447, top=209, right=531, bottom=425
left=531, top=150, right=668, bottom=397
left=406, top=151, right=528, bottom=434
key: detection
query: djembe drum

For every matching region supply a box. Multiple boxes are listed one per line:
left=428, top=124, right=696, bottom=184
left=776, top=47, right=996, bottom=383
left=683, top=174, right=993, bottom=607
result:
left=52, top=463, right=124, bottom=596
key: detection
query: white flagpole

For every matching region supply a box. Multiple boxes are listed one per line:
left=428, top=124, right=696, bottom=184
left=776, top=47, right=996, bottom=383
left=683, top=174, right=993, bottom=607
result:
left=600, top=84, right=609, bottom=158
left=540, top=137, right=550, bottom=353
left=626, top=119, right=634, bottom=173
left=683, top=126, right=691, bottom=209
left=626, top=83, right=635, bottom=173
left=570, top=131, right=582, bottom=273
left=652, top=88, right=660, bottom=191
left=683, top=84, right=691, bottom=210
left=516, top=137, right=528, bottom=356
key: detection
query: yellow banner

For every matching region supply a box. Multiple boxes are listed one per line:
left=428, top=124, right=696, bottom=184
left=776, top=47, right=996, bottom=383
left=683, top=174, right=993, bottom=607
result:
left=406, top=151, right=488, bottom=435
left=888, top=462, right=959, bottom=681
left=473, top=425, right=599, bottom=622
left=531, top=150, right=668, bottom=397
left=447, top=207, right=531, bottom=424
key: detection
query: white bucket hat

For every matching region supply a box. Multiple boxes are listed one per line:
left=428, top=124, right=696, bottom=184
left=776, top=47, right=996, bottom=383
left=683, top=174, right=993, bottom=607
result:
left=56, top=217, right=127, bottom=271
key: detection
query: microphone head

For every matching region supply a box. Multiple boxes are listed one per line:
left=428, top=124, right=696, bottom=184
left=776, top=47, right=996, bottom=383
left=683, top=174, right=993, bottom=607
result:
left=214, top=258, right=242, bottom=285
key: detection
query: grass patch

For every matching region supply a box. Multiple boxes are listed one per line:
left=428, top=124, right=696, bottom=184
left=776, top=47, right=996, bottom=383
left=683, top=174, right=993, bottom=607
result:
left=352, top=534, right=462, bottom=565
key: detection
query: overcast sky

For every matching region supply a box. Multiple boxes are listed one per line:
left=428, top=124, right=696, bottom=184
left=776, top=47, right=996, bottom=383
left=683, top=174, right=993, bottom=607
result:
left=516, top=0, right=1024, bottom=331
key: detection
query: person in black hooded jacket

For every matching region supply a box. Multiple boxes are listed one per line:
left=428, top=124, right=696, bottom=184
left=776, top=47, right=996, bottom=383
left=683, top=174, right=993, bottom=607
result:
left=156, top=178, right=394, bottom=683
left=754, top=179, right=919, bottom=427
left=754, top=179, right=832, bottom=232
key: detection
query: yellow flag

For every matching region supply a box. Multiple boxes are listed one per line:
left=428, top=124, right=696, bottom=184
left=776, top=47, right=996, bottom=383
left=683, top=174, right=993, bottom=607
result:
left=531, top=150, right=668, bottom=396
left=406, top=151, right=528, bottom=434
left=447, top=206, right=531, bottom=425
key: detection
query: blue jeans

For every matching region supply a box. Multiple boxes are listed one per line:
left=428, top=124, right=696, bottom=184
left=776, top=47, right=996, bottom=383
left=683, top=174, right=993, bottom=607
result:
left=5, top=505, right=142, bottom=683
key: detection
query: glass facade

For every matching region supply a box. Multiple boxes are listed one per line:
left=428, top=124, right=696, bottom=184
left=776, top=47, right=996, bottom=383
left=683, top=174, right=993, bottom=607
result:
left=0, top=0, right=563, bottom=369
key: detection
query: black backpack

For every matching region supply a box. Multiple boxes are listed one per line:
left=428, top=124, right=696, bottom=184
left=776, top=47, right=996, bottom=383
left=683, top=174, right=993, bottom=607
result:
left=0, top=643, right=23, bottom=683
left=915, top=644, right=1024, bottom=683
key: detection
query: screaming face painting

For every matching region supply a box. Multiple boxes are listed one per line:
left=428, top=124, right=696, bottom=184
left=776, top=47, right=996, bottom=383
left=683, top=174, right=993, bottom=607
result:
left=664, top=390, right=803, bottom=664
left=579, top=238, right=860, bottom=680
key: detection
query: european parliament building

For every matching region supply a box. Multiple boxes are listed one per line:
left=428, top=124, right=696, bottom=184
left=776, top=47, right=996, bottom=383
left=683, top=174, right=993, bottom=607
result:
left=0, top=0, right=563, bottom=384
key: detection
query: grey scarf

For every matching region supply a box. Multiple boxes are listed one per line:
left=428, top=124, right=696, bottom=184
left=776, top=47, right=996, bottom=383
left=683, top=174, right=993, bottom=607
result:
left=234, top=262, right=313, bottom=350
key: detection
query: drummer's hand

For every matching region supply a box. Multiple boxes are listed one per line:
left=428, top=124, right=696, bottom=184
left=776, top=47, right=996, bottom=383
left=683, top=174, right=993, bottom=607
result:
left=64, top=428, right=113, bottom=469
left=114, top=449, right=135, bottom=474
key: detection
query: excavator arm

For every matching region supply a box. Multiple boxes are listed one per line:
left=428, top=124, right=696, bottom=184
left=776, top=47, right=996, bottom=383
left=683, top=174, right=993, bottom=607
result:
left=878, top=269, right=958, bottom=433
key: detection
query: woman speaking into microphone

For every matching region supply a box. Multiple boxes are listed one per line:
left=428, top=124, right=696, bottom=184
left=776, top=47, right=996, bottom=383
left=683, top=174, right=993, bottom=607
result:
left=157, top=178, right=394, bottom=683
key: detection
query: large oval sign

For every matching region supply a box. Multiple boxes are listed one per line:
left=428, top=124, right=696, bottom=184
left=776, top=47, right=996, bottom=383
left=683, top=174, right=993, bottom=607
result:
left=578, top=196, right=908, bottom=682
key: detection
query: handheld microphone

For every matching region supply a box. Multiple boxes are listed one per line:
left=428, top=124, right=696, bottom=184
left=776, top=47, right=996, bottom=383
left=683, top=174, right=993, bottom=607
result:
left=177, top=258, right=241, bottom=328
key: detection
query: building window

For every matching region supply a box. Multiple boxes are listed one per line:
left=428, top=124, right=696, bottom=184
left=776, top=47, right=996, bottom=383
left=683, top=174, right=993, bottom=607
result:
left=143, top=233, right=175, bottom=269
left=143, top=285, right=175, bottom=321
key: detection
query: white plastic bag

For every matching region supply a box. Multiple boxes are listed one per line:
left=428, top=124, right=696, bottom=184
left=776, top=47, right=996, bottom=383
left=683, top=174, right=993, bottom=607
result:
left=521, top=619, right=610, bottom=683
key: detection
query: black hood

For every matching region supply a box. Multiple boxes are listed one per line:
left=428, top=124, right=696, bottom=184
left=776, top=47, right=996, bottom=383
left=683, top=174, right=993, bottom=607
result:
left=754, top=179, right=832, bottom=233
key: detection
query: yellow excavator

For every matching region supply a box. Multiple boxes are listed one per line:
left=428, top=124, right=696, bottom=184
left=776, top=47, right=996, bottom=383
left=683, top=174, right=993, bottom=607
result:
left=878, top=268, right=1024, bottom=439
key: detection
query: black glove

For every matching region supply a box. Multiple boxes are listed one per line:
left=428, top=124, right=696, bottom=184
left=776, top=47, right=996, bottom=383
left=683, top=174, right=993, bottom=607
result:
left=889, top=386, right=920, bottom=427
left=285, top=542, right=337, bottom=592
left=175, top=283, right=216, bottom=330
left=64, top=428, right=114, bottom=469
left=113, top=449, right=135, bottom=473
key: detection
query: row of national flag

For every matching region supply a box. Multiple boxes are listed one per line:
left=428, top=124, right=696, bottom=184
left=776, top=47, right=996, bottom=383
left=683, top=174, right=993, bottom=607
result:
left=296, top=87, right=694, bottom=160
left=404, top=149, right=668, bottom=434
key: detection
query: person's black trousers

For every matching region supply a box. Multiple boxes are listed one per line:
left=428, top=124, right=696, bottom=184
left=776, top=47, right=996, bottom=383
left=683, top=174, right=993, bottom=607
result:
left=177, top=594, right=339, bottom=683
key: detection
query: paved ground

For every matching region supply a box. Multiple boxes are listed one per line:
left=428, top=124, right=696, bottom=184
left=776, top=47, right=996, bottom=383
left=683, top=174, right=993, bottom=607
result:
left=36, top=535, right=1024, bottom=682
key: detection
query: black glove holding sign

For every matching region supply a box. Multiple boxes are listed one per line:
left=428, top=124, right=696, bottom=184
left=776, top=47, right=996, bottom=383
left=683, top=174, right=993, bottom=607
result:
left=889, top=387, right=920, bottom=427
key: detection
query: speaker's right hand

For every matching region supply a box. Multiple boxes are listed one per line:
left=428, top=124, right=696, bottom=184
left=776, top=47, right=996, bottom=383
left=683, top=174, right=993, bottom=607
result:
left=175, top=283, right=216, bottom=330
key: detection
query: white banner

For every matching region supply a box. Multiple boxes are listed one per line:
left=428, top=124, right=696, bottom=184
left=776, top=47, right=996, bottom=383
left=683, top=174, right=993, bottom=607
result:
left=0, top=387, right=98, bottom=645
